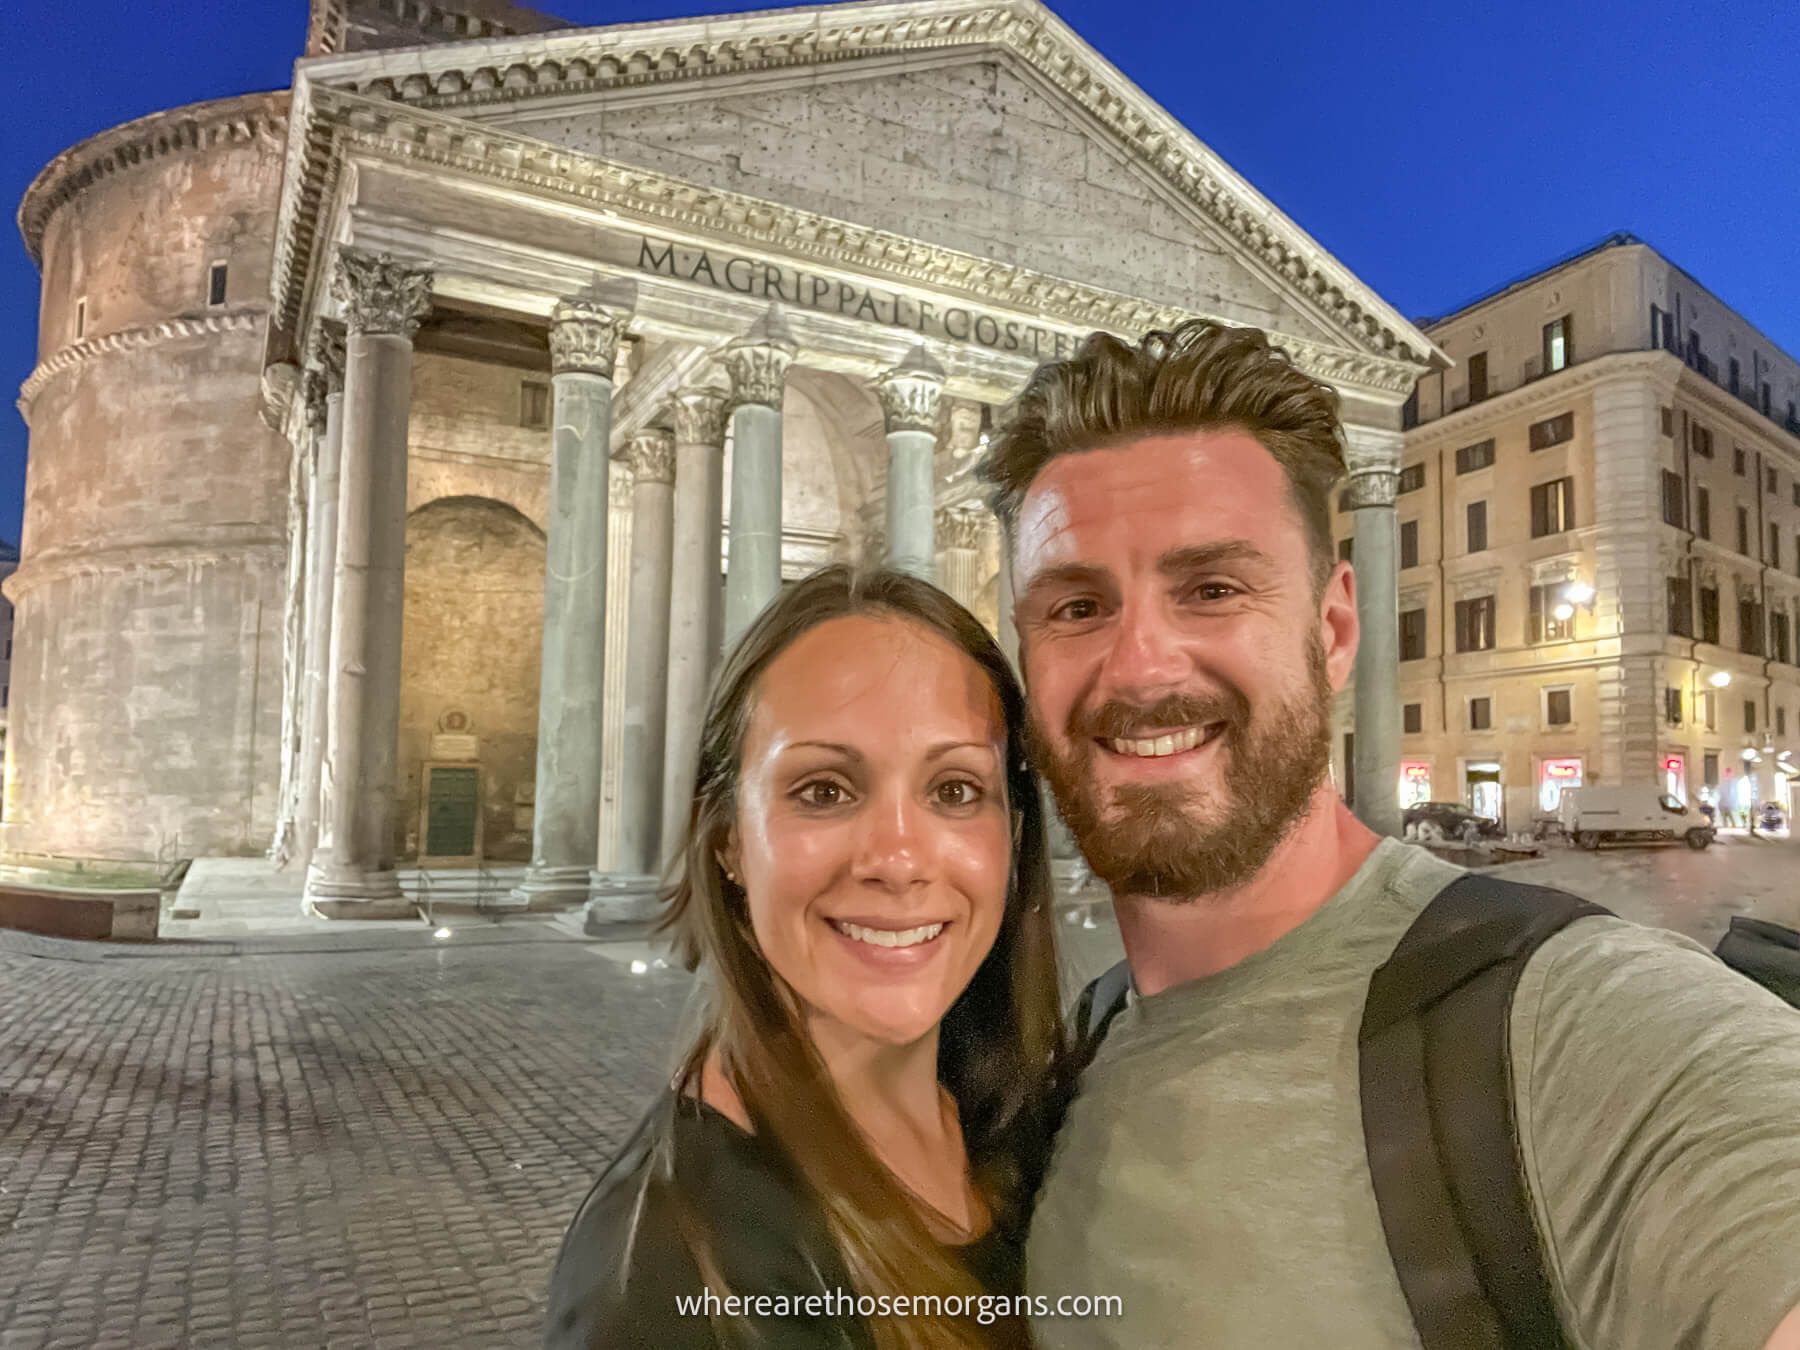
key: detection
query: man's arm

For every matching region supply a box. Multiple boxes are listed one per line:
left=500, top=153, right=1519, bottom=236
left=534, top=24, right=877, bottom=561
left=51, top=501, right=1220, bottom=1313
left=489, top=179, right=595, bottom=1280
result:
left=1510, top=919, right=1800, bottom=1350
left=1766, top=1303, right=1800, bottom=1350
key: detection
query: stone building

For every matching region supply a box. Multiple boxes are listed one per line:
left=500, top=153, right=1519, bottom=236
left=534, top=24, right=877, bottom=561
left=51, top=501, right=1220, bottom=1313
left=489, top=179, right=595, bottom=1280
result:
left=1348, top=232, right=1800, bottom=832
left=7, top=0, right=1437, bottom=908
left=0, top=539, right=16, bottom=776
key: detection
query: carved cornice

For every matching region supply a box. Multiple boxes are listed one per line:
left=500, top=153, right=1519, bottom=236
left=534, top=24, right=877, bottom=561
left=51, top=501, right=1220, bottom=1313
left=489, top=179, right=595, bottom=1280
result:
left=548, top=298, right=628, bottom=376
left=1406, top=350, right=1679, bottom=450
left=260, top=360, right=303, bottom=433
left=5, top=530, right=287, bottom=604
left=877, top=344, right=947, bottom=435
left=672, top=385, right=729, bottom=447
left=723, top=305, right=798, bottom=410
left=936, top=506, right=987, bottom=551
left=625, top=428, right=675, bottom=484
left=19, top=92, right=289, bottom=266
left=16, top=308, right=264, bottom=416
left=332, top=248, right=433, bottom=337
left=293, top=0, right=1437, bottom=369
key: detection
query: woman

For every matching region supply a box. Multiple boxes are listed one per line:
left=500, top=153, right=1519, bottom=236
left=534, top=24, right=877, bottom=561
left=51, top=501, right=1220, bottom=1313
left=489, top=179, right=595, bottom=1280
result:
left=545, top=566, right=1066, bottom=1349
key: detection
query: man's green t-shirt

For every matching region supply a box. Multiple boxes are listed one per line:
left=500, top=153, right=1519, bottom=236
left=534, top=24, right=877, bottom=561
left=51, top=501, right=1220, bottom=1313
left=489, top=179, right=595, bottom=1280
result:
left=1026, top=838, right=1800, bottom=1348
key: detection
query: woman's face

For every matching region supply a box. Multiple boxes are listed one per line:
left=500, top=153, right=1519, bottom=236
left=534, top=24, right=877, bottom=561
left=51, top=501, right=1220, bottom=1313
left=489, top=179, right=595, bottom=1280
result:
left=730, top=614, right=1013, bottom=1049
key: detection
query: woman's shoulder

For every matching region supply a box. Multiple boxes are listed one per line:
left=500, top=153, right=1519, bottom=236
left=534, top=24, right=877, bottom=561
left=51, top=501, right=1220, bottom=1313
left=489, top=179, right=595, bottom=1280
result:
left=543, top=1089, right=856, bottom=1349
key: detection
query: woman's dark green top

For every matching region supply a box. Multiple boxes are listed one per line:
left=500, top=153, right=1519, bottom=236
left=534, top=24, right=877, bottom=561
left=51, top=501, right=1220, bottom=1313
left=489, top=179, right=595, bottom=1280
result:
left=544, top=1089, right=1027, bottom=1348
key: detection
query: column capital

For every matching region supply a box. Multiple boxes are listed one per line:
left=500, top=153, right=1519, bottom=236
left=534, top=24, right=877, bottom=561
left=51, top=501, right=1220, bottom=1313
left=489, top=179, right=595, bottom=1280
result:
left=673, top=385, right=730, bottom=447
left=302, top=367, right=330, bottom=435
left=624, top=427, right=676, bottom=485
left=310, top=326, right=346, bottom=395
left=332, top=249, right=433, bottom=338
left=877, top=344, right=947, bottom=435
left=723, top=304, right=798, bottom=410
left=1342, top=470, right=1399, bottom=510
left=550, top=298, right=630, bottom=377
left=935, top=506, right=986, bottom=551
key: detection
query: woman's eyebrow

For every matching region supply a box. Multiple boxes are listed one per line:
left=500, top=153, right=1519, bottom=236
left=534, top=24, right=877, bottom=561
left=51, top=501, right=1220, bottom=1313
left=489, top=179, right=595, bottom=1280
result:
left=778, top=740, right=996, bottom=761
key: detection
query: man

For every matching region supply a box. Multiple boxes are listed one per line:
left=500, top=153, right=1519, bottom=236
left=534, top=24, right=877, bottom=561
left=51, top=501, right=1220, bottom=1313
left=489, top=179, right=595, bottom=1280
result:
left=978, top=320, right=1800, bottom=1348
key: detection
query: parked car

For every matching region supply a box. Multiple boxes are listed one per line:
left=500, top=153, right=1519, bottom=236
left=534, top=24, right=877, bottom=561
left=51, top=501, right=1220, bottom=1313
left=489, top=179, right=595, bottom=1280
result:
left=1558, top=785, right=1713, bottom=850
left=1403, top=801, right=1502, bottom=845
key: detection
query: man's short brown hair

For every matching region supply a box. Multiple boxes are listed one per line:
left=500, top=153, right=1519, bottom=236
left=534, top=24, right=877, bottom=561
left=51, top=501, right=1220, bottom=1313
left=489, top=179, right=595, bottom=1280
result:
left=979, top=319, right=1348, bottom=590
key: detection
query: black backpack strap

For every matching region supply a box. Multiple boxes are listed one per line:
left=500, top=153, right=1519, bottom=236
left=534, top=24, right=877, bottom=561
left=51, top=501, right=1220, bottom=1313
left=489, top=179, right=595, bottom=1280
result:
left=1359, top=872, right=1610, bottom=1350
left=1070, top=959, right=1132, bottom=1057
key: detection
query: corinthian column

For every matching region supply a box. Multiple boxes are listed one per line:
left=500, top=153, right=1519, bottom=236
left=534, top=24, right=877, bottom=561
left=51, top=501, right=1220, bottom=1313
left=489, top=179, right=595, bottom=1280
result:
left=722, top=305, right=796, bottom=648
left=610, top=426, right=677, bottom=881
left=661, top=380, right=729, bottom=861
left=878, top=345, right=946, bottom=580
left=1343, top=425, right=1403, bottom=840
left=936, top=507, right=985, bottom=610
left=294, top=330, right=345, bottom=869
left=305, top=250, right=432, bottom=918
left=511, top=297, right=630, bottom=910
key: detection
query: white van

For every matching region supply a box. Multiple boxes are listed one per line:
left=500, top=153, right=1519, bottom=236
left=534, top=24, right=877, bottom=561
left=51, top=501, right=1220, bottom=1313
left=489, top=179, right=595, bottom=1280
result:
left=1557, top=786, right=1714, bottom=850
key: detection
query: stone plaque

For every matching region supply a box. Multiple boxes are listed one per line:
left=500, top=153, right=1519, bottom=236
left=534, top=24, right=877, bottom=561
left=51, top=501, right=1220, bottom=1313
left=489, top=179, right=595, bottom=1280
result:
left=430, top=733, right=480, bottom=761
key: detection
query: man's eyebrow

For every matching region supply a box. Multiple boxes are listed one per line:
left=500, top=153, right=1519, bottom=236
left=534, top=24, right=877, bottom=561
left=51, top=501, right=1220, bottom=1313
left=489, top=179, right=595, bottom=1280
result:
left=1158, top=540, right=1273, bottom=574
left=1018, top=561, right=1110, bottom=598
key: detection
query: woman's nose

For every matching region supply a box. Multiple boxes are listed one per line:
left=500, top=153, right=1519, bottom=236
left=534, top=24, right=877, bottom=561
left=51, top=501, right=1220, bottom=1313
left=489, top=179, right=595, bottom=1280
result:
left=850, top=793, right=928, bottom=891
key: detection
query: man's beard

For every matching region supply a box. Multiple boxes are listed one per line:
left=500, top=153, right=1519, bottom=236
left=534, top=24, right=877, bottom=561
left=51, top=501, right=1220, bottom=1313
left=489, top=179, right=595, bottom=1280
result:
left=1028, top=634, right=1335, bottom=902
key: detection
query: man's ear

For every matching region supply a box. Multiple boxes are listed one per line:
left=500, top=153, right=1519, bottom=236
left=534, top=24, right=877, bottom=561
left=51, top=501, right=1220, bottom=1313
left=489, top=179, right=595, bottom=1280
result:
left=1320, top=559, right=1360, bottom=692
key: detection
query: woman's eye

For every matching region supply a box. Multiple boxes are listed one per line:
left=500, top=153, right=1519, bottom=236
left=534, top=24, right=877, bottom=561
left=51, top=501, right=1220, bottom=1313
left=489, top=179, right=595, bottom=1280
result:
left=794, top=780, right=847, bottom=808
left=934, top=779, right=984, bottom=808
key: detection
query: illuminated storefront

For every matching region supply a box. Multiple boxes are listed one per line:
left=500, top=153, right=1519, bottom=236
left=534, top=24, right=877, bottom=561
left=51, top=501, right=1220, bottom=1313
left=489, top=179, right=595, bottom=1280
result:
left=1661, top=754, right=1686, bottom=803
left=1464, top=760, right=1502, bottom=822
left=1538, top=757, right=1583, bottom=813
left=1399, top=761, right=1433, bottom=808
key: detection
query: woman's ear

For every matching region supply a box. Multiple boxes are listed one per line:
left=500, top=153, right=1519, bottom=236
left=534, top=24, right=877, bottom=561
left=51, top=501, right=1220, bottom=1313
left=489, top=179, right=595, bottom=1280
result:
left=716, top=829, right=741, bottom=885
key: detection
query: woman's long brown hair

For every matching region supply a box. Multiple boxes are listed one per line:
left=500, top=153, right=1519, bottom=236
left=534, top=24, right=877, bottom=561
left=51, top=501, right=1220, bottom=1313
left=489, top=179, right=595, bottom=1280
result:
left=655, top=565, right=1065, bottom=1349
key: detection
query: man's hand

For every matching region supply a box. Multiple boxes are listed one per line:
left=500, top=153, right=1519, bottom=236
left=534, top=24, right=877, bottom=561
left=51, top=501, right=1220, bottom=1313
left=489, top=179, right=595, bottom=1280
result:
left=1766, top=1302, right=1800, bottom=1350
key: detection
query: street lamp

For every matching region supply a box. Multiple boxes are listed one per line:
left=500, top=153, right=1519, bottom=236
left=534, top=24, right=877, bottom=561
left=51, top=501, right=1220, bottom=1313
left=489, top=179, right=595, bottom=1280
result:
left=1709, top=670, right=1733, bottom=688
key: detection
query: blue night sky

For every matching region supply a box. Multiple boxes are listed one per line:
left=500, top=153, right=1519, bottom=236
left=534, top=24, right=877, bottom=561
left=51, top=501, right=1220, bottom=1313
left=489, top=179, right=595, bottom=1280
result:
left=3, top=0, right=1797, bottom=548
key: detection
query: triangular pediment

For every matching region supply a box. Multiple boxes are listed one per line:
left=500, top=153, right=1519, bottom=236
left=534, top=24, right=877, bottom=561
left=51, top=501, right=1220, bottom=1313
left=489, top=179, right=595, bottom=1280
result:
left=297, top=0, right=1441, bottom=368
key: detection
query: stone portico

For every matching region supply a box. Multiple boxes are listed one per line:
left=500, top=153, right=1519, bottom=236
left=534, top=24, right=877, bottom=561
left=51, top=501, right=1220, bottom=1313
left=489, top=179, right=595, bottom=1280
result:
left=7, top=0, right=1439, bottom=905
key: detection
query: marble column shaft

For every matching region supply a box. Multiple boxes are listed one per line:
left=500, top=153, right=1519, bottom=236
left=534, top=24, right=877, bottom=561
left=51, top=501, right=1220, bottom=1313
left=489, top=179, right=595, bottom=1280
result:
left=936, top=508, right=985, bottom=611
left=878, top=345, right=946, bottom=580
left=1348, top=466, right=1402, bottom=839
left=294, top=340, right=344, bottom=868
left=615, top=429, right=677, bottom=878
left=661, top=385, right=729, bottom=862
left=513, top=298, right=629, bottom=909
left=306, top=251, right=431, bottom=916
left=997, top=540, right=1021, bottom=673
left=722, top=306, right=796, bottom=648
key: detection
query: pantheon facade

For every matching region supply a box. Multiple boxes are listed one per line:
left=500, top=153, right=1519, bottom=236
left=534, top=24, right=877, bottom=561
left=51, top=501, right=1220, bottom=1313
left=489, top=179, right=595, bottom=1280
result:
left=7, top=0, right=1440, bottom=913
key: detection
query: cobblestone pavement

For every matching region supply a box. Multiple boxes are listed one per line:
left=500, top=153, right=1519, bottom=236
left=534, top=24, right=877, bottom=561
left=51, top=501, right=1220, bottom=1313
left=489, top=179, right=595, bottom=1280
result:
left=0, top=931, right=691, bottom=1349
left=4, top=836, right=1794, bottom=1349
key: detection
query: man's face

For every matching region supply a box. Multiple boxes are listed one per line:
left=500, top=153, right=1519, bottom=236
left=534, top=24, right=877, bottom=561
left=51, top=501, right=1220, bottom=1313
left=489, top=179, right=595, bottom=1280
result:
left=1012, top=430, right=1358, bottom=901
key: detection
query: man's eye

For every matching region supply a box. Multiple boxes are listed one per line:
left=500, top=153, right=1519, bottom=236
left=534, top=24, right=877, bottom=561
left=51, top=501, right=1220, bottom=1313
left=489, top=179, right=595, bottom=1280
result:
left=1190, top=582, right=1239, bottom=601
left=1050, top=598, right=1101, bottom=622
left=794, top=781, right=847, bottom=808
left=934, top=779, right=984, bottom=808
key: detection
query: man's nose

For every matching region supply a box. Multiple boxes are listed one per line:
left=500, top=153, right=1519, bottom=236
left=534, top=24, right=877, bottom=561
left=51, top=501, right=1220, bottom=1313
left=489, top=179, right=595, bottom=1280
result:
left=851, top=791, right=928, bottom=892
left=1095, top=597, right=1189, bottom=702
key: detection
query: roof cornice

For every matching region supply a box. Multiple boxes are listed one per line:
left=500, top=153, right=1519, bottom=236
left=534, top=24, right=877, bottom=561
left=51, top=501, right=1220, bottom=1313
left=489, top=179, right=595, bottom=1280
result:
left=1404, top=350, right=1680, bottom=449
left=283, top=87, right=1424, bottom=398
left=285, top=0, right=1442, bottom=370
left=17, top=92, right=289, bottom=268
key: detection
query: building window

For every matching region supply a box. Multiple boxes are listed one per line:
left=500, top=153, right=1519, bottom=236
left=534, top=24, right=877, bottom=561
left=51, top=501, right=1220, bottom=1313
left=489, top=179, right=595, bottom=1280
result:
left=1466, top=500, right=1488, bottom=553
left=1703, top=690, right=1717, bottom=731
left=1661, top=470, right=1685, bottom=528
left=74, top=296, right=87, bottom=340
left=1403, top=703, right=1423, bottom=735
left=1737, top=506, right=1751, bottom=556
left=1792, top=483, right=1800, bottom=509
left=1733, top=446, right=1747, bottom=476
left=1530, top=478, right=1575, bottom=537
left=1699, top=585, right=1720, bottom=643
left=1400, top=608, right=1427, bottom=661
left=1545, top=687, right=1573, bottom=726
left=1337, top=537, right=1354, bottom=564
left=1665, top=686, right=1683, bottom=726
left=1704, top=749, right=1720, bottom=785
left=1529, top=411, right=1575, bottom=451
left=1745, top=700, right=1758, bottom=734
left=1692, top=425, right=1714, bottom=458
left=1529, top=584, right=1573, bottom=643
left=1399, top=520, right=1419, bottom=570
left=1542, top=315, right=1571, bottom=373
left=1667, top=577, right=1694, bottom=637
left=1772, top=524, right=1782, bottom=570
left=1768, top=466, right=1779, bottom=495
left=1454, top=439, right=1496, bottom=474
left=1696, top=488, right=1711, bottom=540
left=1730, top=357, right=1742, bottom=394
left=520, top=379, right=551, bottom=429
left=1398, top=463, right=1426, bottom=494
left=1661, top=406, right=1675, bottom=437
left=1739, top=598, right=1766, bottom=656
left=207, top=261, right=228, bottom=308
left=1774, top=610, right=1792, bottom=665
left=1467, top=351, right=1488, bottom=403
left=1469, top=696, right=1492, bottom=731
left=1762, top=382, right=1774, bottom=414
left=1454, top=595, right=1496, bottom=653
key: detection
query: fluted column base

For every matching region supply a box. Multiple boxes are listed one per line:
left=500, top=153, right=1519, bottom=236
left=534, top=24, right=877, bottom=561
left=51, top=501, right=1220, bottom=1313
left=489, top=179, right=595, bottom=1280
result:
left=507, top=863, right=594, bottom=912
left=303, top=862, right=413, bottom=920
left=583, top=870, right=661, bottom=933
